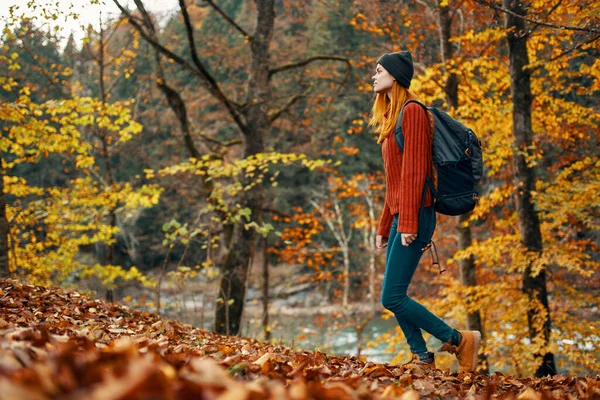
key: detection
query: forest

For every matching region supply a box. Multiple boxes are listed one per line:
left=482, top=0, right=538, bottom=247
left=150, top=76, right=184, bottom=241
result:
left=0, top=0, right=599, bottom=393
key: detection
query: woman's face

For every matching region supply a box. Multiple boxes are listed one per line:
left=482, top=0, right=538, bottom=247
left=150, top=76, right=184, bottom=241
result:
left=372, top=64, right=394, bottom=94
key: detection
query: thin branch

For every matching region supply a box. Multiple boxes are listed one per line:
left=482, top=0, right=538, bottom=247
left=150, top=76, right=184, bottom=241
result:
left=268, top=87, right=313, bottom=123
left=113, top=1, right=191, bottom=67
left=309, top=199, right=344, bottom=247
left=320, top=61, right=352, bottom=123
left=528, top=34, right=600, bottom=73
left=179, top=0, right=214, bottom=76
left=261, top=208, right=291, bottom=219
left=529, top=0, right=562, bottom=35
left=196, top=130, right=242, bottom=147
left=414, top=62, right=446, bottom=92
left=132, top=0, right=157, bottom=34
left=103, top=17, right=120, bottom=45
left=473, top=0, right=600, bottom=34
left=104, top=30, right=137, bottom=95
left=203, top=0, right=251, bottom=39
left=129, top=0, right=209, bottom=157
left=269, top=55, right=351, bottom=78
left=59, top=153, right=108, bottom=187
left=105, top=72, right=125, bottom=95
left=112, top=0, right=246, bottom=133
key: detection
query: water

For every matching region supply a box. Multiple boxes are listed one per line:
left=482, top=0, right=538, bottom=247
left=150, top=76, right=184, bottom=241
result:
left=161, top=295, right=599, bottom=375
left=162, top=295, right=443, bottom=364
left=241, top=313, right=400, bottom=363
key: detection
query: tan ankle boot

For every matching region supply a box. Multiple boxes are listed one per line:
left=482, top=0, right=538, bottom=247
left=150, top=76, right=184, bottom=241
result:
left=438, top=330, right=481, bottom=372
left=402, top=352, right=436, bottom=371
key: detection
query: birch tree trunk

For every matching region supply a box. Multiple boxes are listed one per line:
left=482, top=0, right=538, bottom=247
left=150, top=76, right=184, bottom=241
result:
left=310, top=198, right=353, bottom=308
left=363, top=187, right=378, bottom=311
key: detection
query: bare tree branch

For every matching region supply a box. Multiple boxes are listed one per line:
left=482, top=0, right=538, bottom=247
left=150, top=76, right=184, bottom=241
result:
left=112, top=0, right=247, bottom=134
left=269, top=55, right=351, bottom=78
left=309, top=199, right=344, bottom=247
left=196, top=130, right=242, bottom=148
left=158, top=79, right=215, bottom=157
left=268, top=86, right=314, bottom=123
left=473, top=0, right=600, bottom=34
left=132, top=0, right=156, bottom=34
left=123, top=0, right=209, bottom=157
left=333, top=199, right=352, bottom=244
left=179, top=0, right=215, bottom=77
left=203, top=0, right=251, bottom=39
left=261, top=207, right=291, bottom=219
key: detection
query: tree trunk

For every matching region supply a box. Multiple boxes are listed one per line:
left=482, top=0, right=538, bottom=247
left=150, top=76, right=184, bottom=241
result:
left=262, top=235, right=271, bottom=341
left=363, top=188, right=378, bottom=311
left=364, top=229, right=376, bottom=310
left=342, top=245, right=350, bottom=307
left=105, top=209, right=116, bottom=302
left=334, top=202, right=351, bottom=308
left=98, top=23, right=115, bottom=303
left=310, top=198, right=352, bottom=308
left=0, top=156, right=9, bottom=278
left=214, top=0, right=274, bottom=335
left=503, top=0, right=556, bottom=377
left=437, top=4, right=458, bottom=107
left=438, top=1, right=489, bottom=373
left=458, top=214, right=489, bottom=371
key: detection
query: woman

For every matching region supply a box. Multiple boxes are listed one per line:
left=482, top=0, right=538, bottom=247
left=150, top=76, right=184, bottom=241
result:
left=369, top=51, right=481, bottom=372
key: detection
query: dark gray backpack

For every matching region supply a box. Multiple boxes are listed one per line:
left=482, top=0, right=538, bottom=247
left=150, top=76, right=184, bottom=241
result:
left=395, top=100, right=484, bottom=216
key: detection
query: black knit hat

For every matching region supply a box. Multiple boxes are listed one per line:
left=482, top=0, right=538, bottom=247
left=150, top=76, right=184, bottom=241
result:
left=376, top=51, right=414, bottom=88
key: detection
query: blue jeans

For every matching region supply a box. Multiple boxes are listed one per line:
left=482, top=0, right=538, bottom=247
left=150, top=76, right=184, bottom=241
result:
left=381, top=206, right=454, bottom=354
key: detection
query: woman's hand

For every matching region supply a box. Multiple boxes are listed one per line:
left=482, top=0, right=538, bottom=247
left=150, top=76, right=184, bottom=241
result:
left=376, top=235, right=388, bottom=249
left=401, top=233, right=416, bottom=246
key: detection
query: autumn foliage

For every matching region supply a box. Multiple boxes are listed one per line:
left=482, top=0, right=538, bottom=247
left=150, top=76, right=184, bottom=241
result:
left=2, top=278, right=599, bottom=399
left=1, top=0, right=600, bottom=383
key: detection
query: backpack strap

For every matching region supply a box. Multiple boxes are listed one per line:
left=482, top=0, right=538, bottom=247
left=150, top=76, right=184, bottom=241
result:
left=394, top=99, right=429, bottom=152
left=425, top=176, right=438, bottom=199
left=395, top=100, right=438, bottom=203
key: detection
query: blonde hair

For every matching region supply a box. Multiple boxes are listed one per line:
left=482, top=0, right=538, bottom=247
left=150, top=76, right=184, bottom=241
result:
left=368, top=82, right=416, bottom=144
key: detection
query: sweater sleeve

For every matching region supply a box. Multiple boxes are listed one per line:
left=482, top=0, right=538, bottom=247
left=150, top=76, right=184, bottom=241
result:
left=397, top=103, right=432, bottom=234
left=377, top=200, right=393, bottom=237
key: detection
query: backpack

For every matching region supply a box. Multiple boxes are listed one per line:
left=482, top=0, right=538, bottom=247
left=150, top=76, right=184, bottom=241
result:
left=395, top=100, right=484, bottom=216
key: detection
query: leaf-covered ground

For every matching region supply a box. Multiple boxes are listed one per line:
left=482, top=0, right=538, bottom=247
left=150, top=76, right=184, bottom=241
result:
left=0, top=279, right=598, bottom=400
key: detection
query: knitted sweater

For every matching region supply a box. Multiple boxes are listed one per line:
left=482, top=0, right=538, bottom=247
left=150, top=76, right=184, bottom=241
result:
left=378, top=102, right=433, bottom=237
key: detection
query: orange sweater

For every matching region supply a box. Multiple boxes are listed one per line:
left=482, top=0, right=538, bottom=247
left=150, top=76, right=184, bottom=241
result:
left=378, top=102, right=433, bottom=237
